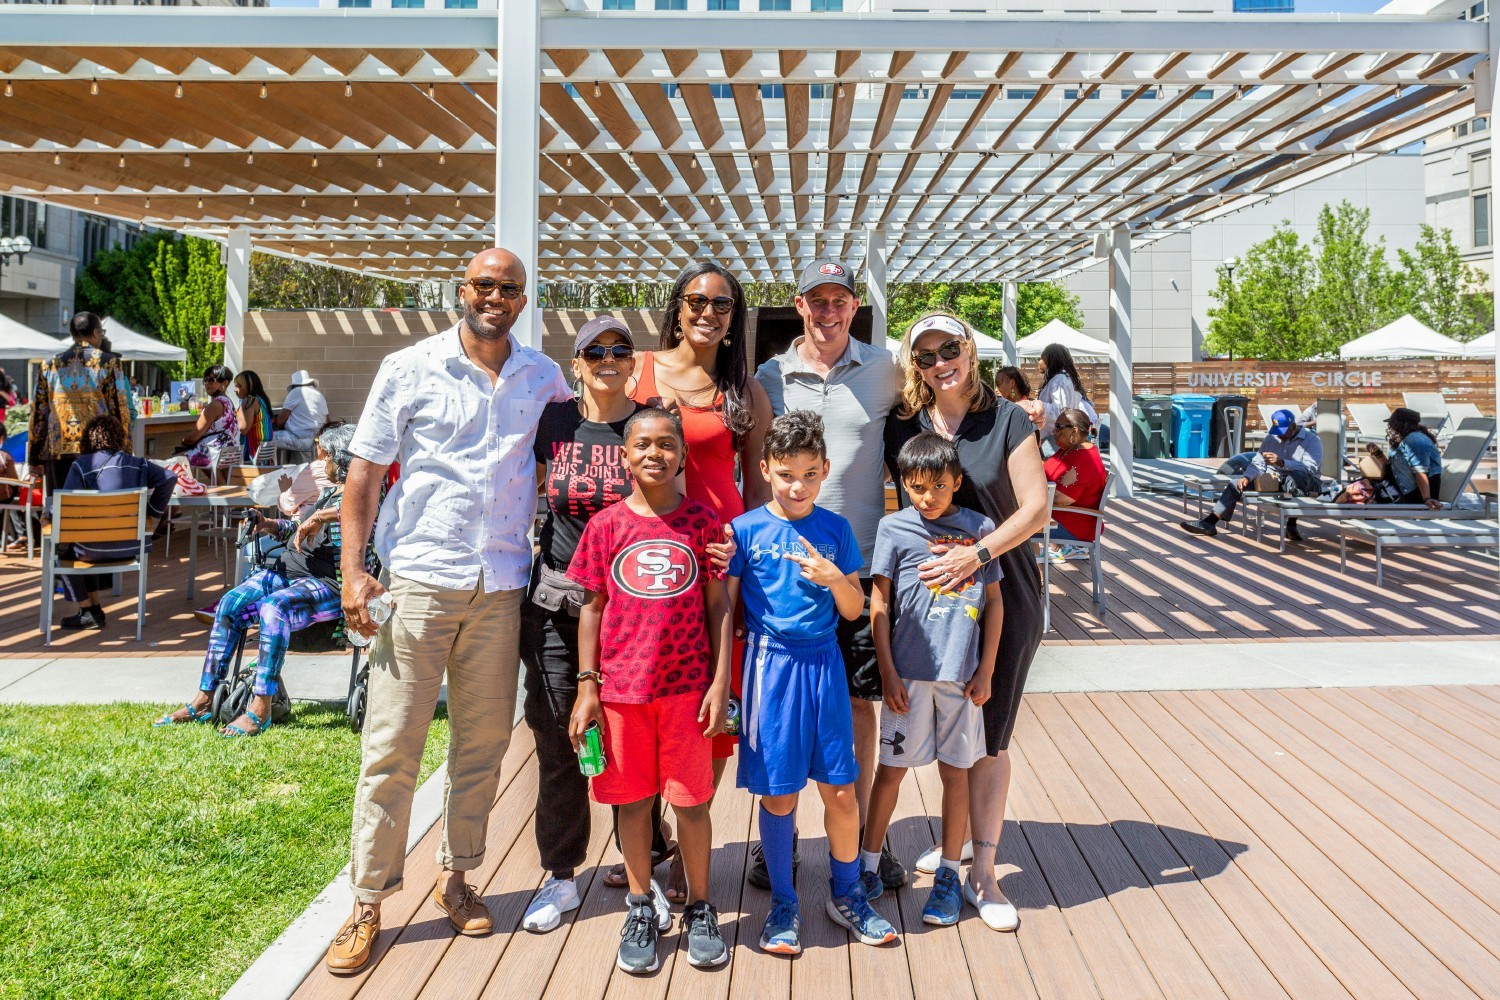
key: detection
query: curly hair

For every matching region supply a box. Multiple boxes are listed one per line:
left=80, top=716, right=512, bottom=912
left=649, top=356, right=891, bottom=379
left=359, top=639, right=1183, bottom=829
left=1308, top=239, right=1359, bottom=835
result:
left=81, top=414, right=127, bottom=454
left=896, top=312, right=997, bottom=419
left=316, top=422, right=359, bottom=484
left=656, top=260, right=755, bottom=439
left=763, top=410, right=826, bottom=462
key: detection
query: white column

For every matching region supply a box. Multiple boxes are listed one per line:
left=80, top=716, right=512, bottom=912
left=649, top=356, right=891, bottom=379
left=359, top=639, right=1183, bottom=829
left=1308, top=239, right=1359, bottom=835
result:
left=496, top=0, right=542, bottom=348
left=1108, top=225, right=1134, bottom=500
left=224, top=229, right=251, bottom=374
left=1491, top=18, right=1500, bottom=588
left=440, top=280, right=456, bottom=310
left=865, top=223, right=888, bottom=343
left=1002, top=281, right=1018, bottom=366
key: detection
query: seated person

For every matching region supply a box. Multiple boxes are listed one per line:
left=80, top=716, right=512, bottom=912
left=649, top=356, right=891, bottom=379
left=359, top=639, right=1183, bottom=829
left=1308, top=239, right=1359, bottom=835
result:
left=1338, top=407, right=1444, bottom=509
left=277, top=419, right=343, bottom=519
left=996, top=365, right=1045, bottom=433
left=1043, top=408, right=1106, bottom=560
left=53, top=415, right=177, bottom=631
left=1181, top=408, right=1322, bottom=542
left=1, top=423, right=43, bottom=550
left=154, top=423, right=362, bottom=737
left=271, top=370, right=329, bottom=454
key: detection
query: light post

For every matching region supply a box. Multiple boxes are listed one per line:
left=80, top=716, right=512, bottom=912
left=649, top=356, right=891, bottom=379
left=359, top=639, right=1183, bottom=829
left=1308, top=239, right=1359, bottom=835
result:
left=1218, top=256, right=1239, bottom=362
left=0, top=234, right=33, bottom=292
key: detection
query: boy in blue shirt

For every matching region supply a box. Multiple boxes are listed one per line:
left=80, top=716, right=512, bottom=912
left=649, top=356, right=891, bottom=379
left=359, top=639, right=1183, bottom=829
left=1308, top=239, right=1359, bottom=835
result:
left=862, top=432, right=1003, bottom=927
left=728, top=410, right=898, bottom=955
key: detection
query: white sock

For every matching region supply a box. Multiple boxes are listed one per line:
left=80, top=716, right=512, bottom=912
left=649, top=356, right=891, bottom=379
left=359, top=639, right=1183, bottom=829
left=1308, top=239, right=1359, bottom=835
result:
left=860, top=850, right=882, bottom=873
left=940, top=857, right=962, bottom=873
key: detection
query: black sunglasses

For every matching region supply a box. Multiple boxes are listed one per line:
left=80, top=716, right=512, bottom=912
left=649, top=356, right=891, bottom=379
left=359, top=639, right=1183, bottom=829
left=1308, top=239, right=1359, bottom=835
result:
left=578, top=344, right=635, bottom=362
left=913, top=339, right=965, bottom=370
left=682, top=293, right=735, bottom=316
left=464, top=277, right=525, bottom=299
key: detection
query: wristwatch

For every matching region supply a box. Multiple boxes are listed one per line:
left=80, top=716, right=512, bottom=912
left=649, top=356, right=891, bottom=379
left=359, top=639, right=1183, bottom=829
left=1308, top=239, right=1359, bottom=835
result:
left=975, top=544, right=993, bottom=566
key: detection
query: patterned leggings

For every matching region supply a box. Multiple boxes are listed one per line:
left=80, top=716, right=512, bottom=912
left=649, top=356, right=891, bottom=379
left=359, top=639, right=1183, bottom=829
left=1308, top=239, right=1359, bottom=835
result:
left=198, top=569, right=343, bottom=697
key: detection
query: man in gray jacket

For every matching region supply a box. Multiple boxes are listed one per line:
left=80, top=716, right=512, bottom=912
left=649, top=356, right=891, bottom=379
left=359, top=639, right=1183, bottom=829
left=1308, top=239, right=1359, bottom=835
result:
left=1182, top=407, right=1322, bottom=541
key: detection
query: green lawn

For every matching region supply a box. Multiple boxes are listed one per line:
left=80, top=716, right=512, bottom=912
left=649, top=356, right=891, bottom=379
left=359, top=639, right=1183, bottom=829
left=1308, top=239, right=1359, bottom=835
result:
left=0, top=702, right=451, bottom=1000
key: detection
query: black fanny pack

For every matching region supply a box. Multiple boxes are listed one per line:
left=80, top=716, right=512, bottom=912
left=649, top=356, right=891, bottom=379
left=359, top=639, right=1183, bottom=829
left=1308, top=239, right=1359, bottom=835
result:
left=530, top=561, right=586, bottom=617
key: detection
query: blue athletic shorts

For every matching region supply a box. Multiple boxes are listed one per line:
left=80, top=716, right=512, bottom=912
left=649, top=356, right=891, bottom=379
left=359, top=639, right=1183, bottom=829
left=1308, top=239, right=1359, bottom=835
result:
left=737, top=632, right=858, bottom=796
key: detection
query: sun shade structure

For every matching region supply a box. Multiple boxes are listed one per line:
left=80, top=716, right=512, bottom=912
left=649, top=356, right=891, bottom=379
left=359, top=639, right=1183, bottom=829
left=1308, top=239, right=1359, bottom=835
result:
left=1339, top=313, right=1465, bottom=359
left=99, top=318, right=189, bottom=363
left=0, top=6, right=1489, bottom=290
left=1016, top=317, right=1110, bottom=358
left=0, top=313, right=63, bottom=363
left=1464, top=330, right=1495, bottom=358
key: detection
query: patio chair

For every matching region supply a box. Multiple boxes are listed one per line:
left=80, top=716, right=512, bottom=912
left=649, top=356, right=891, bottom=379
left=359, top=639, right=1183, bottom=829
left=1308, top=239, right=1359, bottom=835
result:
left=39, top=487, right=151, bottom=645
left=1338, top=517, right=1498, bottom=586
left=0, top=473, right=44, bottom=560
left=1402, top=392, right=1449, bottom=434
left=1347, top=402, right=1392, bottom=449
left=1037, top=473, right=1113, bottom=630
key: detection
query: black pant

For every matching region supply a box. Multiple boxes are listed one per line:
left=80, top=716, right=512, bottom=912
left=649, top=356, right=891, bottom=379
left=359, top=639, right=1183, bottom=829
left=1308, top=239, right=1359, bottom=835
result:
left=1213, top=467, right=1321, bottom=522
left=521, top=599, right=667, bottom=879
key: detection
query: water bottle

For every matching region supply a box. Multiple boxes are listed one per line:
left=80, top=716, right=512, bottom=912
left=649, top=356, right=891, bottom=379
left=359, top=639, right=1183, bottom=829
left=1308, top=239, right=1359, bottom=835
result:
left=160, top=392, right=171, bottom=414
left=348, top=592, right=393, bottom=648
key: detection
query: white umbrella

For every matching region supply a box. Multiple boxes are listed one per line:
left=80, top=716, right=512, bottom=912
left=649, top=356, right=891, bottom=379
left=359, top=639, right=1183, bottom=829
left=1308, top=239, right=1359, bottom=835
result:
left=100, top=317, right=188, bottom=363
left=0, top=314, right=64, bottom=362
left=1014, top=318, right=1109, bottom=359
left=1463, top=331, right=1495, bottom=358
left=1339, top=314, right=1464, bottom=359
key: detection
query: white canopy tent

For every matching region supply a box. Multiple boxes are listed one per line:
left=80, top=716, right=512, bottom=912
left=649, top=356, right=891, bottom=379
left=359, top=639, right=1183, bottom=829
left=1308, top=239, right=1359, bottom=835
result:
left=882, top=327, right=1009, bottom=361
left=1015, top=319, right=1111, bottom=360
left=1464, top=331, right=1495, bottom=358
left=0, top=314, right=63, bottom=363
left=1339, top=314, right=1465, bottom=359
left=99, top=318, right=188, bottom=364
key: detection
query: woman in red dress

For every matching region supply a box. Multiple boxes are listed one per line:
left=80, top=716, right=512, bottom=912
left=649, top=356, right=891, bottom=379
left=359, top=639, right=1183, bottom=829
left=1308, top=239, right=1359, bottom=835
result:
left=629, top=260, right=772, bottom=899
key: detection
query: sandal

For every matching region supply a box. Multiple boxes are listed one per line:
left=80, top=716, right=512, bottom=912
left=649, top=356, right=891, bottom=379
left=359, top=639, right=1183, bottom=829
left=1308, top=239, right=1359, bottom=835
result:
left=221, top=709, right=271, bottom=738
left=153, top=703, right=212, bottom=727
left=603, top=839, right=680, bottom=889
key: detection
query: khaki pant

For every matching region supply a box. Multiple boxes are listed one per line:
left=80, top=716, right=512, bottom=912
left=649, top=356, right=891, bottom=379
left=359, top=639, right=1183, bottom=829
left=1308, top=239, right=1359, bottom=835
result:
left=348, top=573, right=523, bottom=904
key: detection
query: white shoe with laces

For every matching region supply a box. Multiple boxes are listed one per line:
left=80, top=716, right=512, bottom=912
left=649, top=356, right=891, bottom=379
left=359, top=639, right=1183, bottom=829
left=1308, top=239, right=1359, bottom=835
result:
left=522, top=877, right=579, bottom=933
left=913, top=840, right=973, bottom=874
left=964, top=879, right=1019, bottom=932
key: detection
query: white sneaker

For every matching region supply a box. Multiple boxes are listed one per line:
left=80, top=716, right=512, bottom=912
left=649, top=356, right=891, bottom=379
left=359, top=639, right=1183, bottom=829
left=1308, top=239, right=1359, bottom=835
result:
left=522, top=877, right=580, bottom=933
left=649, top=879, right=672, bottom=930
left=964, top=880, right=1019, bottom=932
left=914, top=840, right=974, bottom=874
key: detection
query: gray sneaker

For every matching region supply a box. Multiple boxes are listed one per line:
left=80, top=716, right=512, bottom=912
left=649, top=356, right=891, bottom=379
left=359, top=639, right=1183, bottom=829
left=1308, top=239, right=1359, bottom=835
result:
left=682, top=900, right=728, bottom=967
left=616, top=894, right=660, bottom=975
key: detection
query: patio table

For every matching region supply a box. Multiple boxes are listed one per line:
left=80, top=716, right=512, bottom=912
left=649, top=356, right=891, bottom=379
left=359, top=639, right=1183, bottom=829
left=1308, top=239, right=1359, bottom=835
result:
left=169, top=486, right=263, bottom=599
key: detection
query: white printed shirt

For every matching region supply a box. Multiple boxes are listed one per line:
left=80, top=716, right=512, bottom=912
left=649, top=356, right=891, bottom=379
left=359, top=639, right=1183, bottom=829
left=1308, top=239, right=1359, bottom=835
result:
left=349, top=324, right=571, bottom=592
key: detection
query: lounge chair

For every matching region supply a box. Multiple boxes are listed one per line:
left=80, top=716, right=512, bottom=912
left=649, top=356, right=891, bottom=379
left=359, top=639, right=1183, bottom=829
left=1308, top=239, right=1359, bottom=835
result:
left=1402, top=391, right=1449, bottom=434
left=1246, top=416, right=1497, bottom=551
left=1347, top=402, right=1392, bottom=449
left=1338, top=517, right=1498, bottom=586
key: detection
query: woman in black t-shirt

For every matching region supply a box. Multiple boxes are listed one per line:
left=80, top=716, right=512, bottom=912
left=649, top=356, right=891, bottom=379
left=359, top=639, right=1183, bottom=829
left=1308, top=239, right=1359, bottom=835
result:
left=884, top=314, right=1050, bottom=933
left=521, top=316, right=647, bottom=931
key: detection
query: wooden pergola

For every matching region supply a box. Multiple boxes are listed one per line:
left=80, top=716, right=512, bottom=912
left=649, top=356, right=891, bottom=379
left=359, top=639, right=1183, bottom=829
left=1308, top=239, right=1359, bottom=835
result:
left=1, top=3, right=1494, bottom=496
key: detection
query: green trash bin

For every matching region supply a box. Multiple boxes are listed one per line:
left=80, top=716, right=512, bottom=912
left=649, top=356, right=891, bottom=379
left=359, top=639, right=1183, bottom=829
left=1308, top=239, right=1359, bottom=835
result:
left=1134, top=394, right=1173, bottom=458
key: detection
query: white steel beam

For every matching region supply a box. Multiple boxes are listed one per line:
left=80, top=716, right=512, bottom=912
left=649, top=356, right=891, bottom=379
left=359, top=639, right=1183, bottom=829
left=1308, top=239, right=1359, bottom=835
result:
left=496, top=0, right=542, bottom=348
left=1003, top=281, right=1017, bottom=366
left=224, top=229, right=251, bottom=373
left=1108, top=225, right=1134, bottom=501
left=866, top=223, right=887, bottom=344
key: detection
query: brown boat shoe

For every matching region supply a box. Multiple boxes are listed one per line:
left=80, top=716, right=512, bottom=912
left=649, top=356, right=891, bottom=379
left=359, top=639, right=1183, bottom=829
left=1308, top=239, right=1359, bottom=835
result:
left=325, top=907, right=380, bottom=974
left=433, top=880, right=493, bottom=936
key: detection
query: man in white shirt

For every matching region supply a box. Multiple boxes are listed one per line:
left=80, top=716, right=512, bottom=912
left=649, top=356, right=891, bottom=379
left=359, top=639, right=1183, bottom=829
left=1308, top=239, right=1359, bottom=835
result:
left=327, top=248, right=570, bottom=975
left=271, top=369, right=330, bottom=454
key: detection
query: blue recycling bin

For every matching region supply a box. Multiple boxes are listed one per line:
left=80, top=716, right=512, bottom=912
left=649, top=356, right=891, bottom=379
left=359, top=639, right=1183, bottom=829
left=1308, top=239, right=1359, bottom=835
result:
left=1171, top=394, right=1216, bottom=458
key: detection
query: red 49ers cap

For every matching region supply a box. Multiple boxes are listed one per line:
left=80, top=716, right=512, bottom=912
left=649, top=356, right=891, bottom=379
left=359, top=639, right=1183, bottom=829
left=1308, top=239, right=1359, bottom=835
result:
left=797, top=258, right=857, bottom=296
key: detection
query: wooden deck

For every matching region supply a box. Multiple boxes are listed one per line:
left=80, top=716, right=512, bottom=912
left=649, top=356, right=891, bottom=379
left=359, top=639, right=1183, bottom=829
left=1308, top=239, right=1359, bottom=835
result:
left=3, top=495, right=1496, bottom=657
left=291, top=684, right=1500, bottom=1000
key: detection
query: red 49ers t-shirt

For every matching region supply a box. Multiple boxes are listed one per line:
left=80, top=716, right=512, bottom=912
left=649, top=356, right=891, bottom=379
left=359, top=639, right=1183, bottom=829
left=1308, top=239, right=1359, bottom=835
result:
left=566, top=497, right=724, bottom=704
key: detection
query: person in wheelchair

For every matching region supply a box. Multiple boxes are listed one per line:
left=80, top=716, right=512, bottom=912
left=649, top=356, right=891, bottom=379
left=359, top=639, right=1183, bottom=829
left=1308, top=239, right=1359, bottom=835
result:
left=154, top=422, right=364, bottom=736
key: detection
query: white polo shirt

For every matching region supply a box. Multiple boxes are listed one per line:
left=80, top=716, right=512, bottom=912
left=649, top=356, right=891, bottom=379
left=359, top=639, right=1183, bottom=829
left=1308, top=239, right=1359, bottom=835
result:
left=350, top=325, right=571, bottom=593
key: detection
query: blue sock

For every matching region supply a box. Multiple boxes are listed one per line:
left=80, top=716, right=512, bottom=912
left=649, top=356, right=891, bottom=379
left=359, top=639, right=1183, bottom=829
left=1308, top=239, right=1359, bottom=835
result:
left=829, top=854, right=861, bottom=901
left=759, top=804, right=797, bottom=904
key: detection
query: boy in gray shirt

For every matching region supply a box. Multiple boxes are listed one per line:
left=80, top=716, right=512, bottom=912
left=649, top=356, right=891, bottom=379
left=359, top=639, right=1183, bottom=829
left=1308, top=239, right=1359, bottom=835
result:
left=859, top=432, right=1003, bottom=927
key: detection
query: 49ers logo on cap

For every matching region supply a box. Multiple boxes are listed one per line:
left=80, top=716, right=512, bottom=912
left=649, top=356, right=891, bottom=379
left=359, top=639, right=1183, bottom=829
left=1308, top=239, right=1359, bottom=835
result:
left=612, top=539, right=699, bottom=599
left=820, top=262, right=846, bottom=276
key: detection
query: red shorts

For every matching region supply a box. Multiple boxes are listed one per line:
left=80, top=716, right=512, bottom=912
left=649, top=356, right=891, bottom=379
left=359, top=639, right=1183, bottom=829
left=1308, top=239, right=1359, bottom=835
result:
left=711, top=635, right=744, bottom=760
left=593, top=692, right=714, bottom=808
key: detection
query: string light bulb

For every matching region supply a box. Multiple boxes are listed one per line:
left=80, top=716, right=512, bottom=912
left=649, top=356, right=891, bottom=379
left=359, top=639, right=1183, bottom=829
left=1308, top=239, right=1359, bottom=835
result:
left=1316, top=82, right=1323, bottom=97
left=377, top=153, right=383, bottom=168
left=196, top=196, right=203, bottom=209
left=145, top=196, right=151, bottom=209
left=4, top=81, right=12, bottom=98
left=566, top=153, right=573, bottom=167
left=175, top=81, right=183, bottom=99
left=439, top=149, right=446, bottom=165
left=53, top=151, right=60, bottom=165
left=118, top=154, right=126, bottom=169
left=249, top=195, right=255, bottom=206
left=404, top=192, right=410, bottom=206
left=312, top=153, right=319, bottom=168
left=247, top=151, right=254, bottom=165
left=93, top=194, right=99, bottom=205
left=593, top=82, right=601, bottom=98
left=91, top=79, right=99, bottom=96
left=353, top=196, right=359, bottom=208
left=837, top=83, right=845, bottom=98
left=345, top=80, right=353, bottom=98
left=427, top=82, right=435, bottom=99
left=300, top=196, right=307, bottom=207
left=259, top=82, right=268, bottom=99
left=183, top=154, right=191, bottom=168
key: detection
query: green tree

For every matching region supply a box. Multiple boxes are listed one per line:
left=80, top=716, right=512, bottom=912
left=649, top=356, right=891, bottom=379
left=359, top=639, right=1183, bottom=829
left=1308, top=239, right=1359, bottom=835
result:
left=1393, top=224, right=1492, bottom=342
left=1312, top=201, right=1403, bottom=352
left=1015, top=282, right=1085, bottom=338
left=74, top=229, right=174, bottom=335
left=886, top=281, right=1081, bottom=342
left=150, top=235, right=226, bottom=376
left=1205, top=224, right=1321, bottom=360
left=250, top=253, right=418, bottom=310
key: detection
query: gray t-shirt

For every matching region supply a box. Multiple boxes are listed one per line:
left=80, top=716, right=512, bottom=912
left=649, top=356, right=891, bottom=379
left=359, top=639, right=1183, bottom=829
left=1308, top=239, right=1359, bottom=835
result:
left=755, top=335, right=904, bottom=574
left=870, top=505, right=1002, bottom=684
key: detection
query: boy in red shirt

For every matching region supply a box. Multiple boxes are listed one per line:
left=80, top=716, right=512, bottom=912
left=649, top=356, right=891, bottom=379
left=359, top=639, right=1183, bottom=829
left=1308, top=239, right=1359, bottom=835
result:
left=567, top=407, right=733, bottom=974
left=1042, top=407, right=1106, bottom=560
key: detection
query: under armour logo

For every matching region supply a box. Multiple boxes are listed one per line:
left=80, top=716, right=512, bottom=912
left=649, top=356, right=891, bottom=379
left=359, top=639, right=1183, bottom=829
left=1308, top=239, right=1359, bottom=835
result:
left=880, top=730, right=906, bottom=757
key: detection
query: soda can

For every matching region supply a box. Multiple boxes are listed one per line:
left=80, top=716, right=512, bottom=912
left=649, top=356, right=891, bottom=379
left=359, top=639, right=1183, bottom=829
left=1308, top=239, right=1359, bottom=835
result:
left=722, top=695, right=742, bottom=737
left=577, top=722, right=606, bottom=777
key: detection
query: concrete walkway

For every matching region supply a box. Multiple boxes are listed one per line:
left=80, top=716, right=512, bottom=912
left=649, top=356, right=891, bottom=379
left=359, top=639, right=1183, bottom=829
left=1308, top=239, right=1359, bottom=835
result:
left=5, top=639, right=1500, bottom=706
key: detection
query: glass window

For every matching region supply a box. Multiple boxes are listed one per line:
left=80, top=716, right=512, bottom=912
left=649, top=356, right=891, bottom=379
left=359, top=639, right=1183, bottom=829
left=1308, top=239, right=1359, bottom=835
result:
left=337, top=0, right=372, bottom=7
left=707, top=0, right=739, bottom=7
left=760, top=0, right=791, bottom=8
left=444, top=0, right=478, bottom=6
left=709, top=83, right=733, bottom=99
left=655, top=0, right=687, bottom=8
left=1123, top=87, right=1158, bottom=99
left=1, top=196, right=46, bottom=251
left=951, top=89, right=986, bottom=99
left=809, top=84, right=832, bottom=99
left=1007, top=88, right=1038, bottom=99
left=391, top=0, right=424, bottom=7
left=1474, top=192, right=1490, bottom=249
left=760, top=84, right=784, bottom=98
left=603, top=0, right=636, bottom=7
left=903, top=86, right=928, bottom=99
left=662, top=83, right=681, bottom=98
left=1472, top=153, right=1491, bottom=190
left=1475, top=117, right=1489, bottom=132
left=1190, top=88, right=1213, bottom=99
left=810, top=0, right=843, bottom=9
left=1063, top=88, right=1100, bottom=100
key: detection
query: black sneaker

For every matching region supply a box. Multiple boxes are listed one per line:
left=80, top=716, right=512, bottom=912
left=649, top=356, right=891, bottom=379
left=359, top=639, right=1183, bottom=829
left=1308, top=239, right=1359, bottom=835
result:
left=1180, top=519, right=1217, bottom=537
left=616, top=894, right=660, bottom=975
left=878, top=845, right=907, bottom=890
left=60, top=605, right=106, bottom=631
left=1285, top=522, right=1304, bottom=542
left=747, top=839, right=801, bottom=891
left=682, top=900, right=728, bottom=967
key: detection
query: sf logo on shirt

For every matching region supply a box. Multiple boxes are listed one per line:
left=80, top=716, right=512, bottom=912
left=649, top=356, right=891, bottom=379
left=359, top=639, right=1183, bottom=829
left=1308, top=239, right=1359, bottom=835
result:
left=613, top=539, right=699, bottom=598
